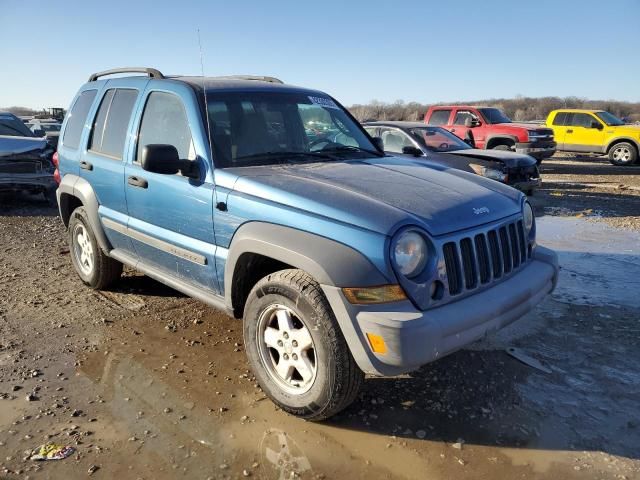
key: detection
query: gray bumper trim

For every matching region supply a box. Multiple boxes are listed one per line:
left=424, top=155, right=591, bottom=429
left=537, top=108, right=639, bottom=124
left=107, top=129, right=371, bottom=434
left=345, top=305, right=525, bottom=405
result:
left=323, top=246, right=559, bottom=376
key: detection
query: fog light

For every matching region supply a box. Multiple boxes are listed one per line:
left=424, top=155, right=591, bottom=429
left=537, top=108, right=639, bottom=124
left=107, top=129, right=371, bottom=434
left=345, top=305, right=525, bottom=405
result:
left=342, top=285, right=407, bottom=304
left=366, top=333, right=387, bottom=354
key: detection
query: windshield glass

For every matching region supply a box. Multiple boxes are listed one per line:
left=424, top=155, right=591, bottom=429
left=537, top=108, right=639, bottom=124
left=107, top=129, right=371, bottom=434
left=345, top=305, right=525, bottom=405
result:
left=0, top=114, right=36, bottom=137
left=479, top=107, right=512, bottom=124
left=409, top=126, right=471, bottom=152
left=595, top=111, right=625, bottom=126
left=206, top=91, right=379, bottom=167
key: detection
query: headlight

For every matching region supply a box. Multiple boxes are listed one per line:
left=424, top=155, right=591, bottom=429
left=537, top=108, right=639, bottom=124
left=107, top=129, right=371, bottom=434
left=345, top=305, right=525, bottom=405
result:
left=393, top=231, right=427, bottom=277
left=523, top=201, right=534, bottom=236
left=469, top=164, right=507, bottom=182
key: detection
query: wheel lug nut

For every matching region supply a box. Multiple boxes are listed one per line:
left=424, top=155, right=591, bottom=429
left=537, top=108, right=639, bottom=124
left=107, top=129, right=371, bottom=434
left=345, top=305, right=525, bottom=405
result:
left=277, top=340, right=283, bottom=347
left=283, top=354, right=289, bottom=360
left=292, top=354, right=298, bottom=361
left=283, top=332, right=289, bottom=339
left=292, top=340, right=298, bottom=347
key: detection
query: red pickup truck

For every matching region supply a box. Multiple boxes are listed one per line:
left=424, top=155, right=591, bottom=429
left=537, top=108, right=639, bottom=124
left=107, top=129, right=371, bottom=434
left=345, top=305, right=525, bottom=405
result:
left=424, top=106, right=556, bottom=162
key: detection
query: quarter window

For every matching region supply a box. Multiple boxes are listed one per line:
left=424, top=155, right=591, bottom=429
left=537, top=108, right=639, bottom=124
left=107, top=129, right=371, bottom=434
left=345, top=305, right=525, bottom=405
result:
left=137, top=92, right=195, bottom=165
left=89, top=88, right=138, bottom=159
left=429, top=109, right=451, bottom=126
left=62, top=90, right=97, bottom=149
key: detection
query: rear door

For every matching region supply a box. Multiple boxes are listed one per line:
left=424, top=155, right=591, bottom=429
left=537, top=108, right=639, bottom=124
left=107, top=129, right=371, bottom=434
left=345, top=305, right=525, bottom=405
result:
left=549, top=112, right=569, bottom=149
left=450, top=109, right=477, bottom=143
left=81, top=79, right=145, bottom=252
left=124, top=84, right=219, bottom=293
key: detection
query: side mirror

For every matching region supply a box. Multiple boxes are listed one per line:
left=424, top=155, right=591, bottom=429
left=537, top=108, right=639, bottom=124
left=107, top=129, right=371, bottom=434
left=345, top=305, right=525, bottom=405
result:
left=402, top=146, right=423, bottom=156
left=371, top=137, right=384, bottom=152
left=591, top=121, right=603, bottom=130
left=141, top=144, right=200, bottom=178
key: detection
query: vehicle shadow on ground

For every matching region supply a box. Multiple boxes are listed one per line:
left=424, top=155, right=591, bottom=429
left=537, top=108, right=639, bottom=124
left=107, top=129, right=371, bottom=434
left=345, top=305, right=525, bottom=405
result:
left=0, top=192, right=57, bottom=217
left=541, top=156, right=640, bottom=176
left=532, top=185, right=640, bottom=218
left=105, top=272, right=188, bottom=299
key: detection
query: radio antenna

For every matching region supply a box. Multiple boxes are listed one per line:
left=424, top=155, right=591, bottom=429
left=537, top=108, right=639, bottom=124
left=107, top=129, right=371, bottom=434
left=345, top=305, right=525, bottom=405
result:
left=197, top=29, right=214, bottom=161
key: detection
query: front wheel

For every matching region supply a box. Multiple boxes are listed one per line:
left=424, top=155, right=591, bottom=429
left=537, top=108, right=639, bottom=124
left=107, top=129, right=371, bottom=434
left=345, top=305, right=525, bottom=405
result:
left=608, top=142, right=638, bottom=166
left=243, top=269, right=364, bottom=421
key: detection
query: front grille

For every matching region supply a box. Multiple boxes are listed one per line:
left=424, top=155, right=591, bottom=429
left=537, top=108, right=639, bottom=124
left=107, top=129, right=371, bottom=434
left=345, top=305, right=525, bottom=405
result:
left=508, top=165, right=539, bottom=183
left=442, top=219, right=529, bottom=296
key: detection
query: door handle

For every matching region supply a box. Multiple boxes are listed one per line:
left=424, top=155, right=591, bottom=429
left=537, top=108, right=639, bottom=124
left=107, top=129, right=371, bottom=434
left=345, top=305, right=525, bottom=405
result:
left=80, top=161, right=93, bottom=171
left=127, top=175, right=148, bottom=189
left=566, top=129, right=573, bottom=134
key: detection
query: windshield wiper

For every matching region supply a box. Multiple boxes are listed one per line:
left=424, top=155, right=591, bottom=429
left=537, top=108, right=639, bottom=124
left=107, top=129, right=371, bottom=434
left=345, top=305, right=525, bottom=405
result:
left=235, top=151, right=337, bottom=165
left=320, top=145, right=384, bottom=157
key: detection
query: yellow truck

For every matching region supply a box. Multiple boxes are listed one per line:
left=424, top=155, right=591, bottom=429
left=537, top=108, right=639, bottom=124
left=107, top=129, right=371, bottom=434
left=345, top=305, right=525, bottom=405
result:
left=545, top=109, right=640, bottom=166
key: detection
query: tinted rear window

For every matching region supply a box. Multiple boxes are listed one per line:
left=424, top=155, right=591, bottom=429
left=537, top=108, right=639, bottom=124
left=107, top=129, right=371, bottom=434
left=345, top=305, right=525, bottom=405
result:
left=552, top=112, right=568, bottom=126
left=429, top=109, right=451, bottom=125
left=63, top=90, right=97, bottom=149
left=89, top=89, right=138, bottom=159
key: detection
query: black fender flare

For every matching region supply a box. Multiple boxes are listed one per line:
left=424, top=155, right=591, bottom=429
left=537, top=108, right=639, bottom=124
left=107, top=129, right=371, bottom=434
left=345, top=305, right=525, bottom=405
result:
left=57, top=174, right=112, bottom=253
left=485, top=134, right=518, bottom=149
left=223, top=222, right=391, bottom=304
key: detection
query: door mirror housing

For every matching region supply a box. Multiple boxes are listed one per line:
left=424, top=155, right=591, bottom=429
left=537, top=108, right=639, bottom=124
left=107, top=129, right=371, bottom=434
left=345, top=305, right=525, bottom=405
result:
left=402, top=145, right=423, bottom=156
left=371, top=137, right=384, bottom=152
left=141, top=144, right=200, bottom=178
left=591, top=121, right=603, bottom=130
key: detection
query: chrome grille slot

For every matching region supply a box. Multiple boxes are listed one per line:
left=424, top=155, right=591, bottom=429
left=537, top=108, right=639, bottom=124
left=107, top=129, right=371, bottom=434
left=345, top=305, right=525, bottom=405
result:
left=441, top=217, right=530, bottom=297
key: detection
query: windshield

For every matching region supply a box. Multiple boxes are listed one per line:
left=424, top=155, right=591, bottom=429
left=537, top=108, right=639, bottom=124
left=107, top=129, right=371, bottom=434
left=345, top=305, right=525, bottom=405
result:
left=409, top=126, right=471, bottom=152
left=595, top=111, right=625, bottom=126
left=0, top=114, right=36, bottom=137
left=479, top=107, right=512, bottom=124
left=206, top=91, right=380, bottom=167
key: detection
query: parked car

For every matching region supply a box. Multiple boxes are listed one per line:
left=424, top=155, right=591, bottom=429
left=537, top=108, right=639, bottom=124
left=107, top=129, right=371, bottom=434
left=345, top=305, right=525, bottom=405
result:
left=425, top=105, right=556, bottom=162
left=363, top=121, right=541, bottom=195
left=545, top=109, right=640, bottom=166
left=0, top=111, right=57, bottom=205
left=56, top=67, right=559, bottom=420
left=28, top=119, right=62, bottom=148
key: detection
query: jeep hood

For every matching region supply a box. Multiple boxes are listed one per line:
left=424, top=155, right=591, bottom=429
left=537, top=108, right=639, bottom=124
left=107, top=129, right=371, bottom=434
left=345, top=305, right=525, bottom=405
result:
left=225, top=157, right=522, bottom=237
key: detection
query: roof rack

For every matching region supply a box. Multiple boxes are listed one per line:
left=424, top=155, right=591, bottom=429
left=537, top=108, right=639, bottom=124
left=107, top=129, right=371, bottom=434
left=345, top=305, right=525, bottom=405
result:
left=210, top=75, right=284, bottom=84
left=88, top=67, right=165, bottom=82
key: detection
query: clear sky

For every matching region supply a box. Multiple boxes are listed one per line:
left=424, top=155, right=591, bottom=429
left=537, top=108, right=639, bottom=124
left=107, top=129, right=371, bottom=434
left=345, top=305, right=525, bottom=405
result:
left=1, top=0, right=639, bottom=109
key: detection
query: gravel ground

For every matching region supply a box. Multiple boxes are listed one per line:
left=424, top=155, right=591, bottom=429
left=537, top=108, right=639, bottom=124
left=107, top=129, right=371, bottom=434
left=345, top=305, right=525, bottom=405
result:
left=0, top=155, right=638, bottom=479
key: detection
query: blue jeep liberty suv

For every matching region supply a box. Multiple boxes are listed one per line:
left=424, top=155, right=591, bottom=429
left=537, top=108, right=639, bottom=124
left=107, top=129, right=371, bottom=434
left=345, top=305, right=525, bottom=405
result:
left=56, top=67, right=559, bottom=420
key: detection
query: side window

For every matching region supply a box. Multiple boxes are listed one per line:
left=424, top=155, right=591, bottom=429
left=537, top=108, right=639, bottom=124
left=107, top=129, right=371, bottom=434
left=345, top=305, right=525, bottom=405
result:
left=137, top=92, right=195, bottom=165
left=89, top=89, right=138, bottom=159
left=453, top=110, right=477, bottom=126
left=429, top=109, right=451, bottom=126
left=62, top=90, right=97, bottom=149
left=380, top=128, right=413, bottom=153
left=363, top=127, right=378, bottom=137
left=552, top=112, right=568, bottom=126
left=571, top=113, right=596, bottom=128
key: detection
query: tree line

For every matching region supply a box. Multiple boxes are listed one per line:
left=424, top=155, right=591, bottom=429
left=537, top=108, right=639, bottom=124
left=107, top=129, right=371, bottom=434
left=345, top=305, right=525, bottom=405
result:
left=348, top=97, right=640, bottom=123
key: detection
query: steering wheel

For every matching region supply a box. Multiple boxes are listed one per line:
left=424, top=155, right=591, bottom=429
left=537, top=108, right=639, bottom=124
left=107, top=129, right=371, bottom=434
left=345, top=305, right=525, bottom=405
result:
left=309, top=138, right=340, bottom=151
left=438, top=142, right=449, bottom=150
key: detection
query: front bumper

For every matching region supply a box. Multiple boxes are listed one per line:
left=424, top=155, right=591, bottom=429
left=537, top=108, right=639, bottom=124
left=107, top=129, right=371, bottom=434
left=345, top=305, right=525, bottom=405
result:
left=323, top=246, right=559, bottom=376
left=515, top=141, right=556, bottom=160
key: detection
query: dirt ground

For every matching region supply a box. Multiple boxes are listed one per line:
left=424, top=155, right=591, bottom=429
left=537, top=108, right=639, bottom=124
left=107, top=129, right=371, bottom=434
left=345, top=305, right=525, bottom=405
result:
left=0, top=154, right=639, bottom=480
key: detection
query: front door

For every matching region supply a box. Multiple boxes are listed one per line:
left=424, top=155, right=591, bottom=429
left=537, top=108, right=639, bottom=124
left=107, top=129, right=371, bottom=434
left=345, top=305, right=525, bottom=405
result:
left=565, top=113, right=606, bottom=152
left=124, top=87, right=219, bottom=293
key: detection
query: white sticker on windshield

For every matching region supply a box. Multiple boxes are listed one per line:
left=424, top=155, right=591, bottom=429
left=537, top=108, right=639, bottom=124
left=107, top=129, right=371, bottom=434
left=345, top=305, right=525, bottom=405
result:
left=308, top=96, right=339, bottom=110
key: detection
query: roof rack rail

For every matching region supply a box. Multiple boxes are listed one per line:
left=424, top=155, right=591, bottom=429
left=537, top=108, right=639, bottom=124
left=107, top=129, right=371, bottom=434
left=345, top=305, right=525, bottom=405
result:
left=211, top=75, right=284, bottom=84
left=88, top=67, right=165, bottom=82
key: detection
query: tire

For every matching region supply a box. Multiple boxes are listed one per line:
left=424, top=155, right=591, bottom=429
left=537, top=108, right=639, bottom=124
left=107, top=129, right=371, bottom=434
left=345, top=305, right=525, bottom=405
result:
left=608, top=142, right=638, bottom=166
left=492, top=144, right=513, bottom=152
left=243, top=269, right=364, bottom=421
left=68, top=206, right=122, bottom=289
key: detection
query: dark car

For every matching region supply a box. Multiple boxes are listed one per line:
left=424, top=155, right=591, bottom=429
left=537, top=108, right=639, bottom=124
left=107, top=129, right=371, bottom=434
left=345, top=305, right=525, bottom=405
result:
left=364, top=121, right=541, bottom=194
left=0, top=112, right=57, bottom=205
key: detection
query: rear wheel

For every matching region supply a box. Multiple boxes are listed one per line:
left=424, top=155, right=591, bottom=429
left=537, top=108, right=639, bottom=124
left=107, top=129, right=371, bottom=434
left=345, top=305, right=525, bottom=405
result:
left=243, top=269, right=363, bottom=421
left=68, top=207, right=122, bottom=289
left=492, top=144, right=513, bottom=152
left=608, top=142, right=637, bottom=166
